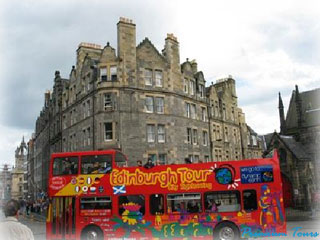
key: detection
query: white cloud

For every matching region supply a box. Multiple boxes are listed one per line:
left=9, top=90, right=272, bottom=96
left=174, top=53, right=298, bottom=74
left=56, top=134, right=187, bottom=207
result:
left=0, top=124, right=31, bottom=166
left=0, top=0, right=319, bottom=163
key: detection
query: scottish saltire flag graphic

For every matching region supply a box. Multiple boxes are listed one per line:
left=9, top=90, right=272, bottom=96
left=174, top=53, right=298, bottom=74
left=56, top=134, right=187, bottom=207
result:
left=113, top=185, right=126, bottom=195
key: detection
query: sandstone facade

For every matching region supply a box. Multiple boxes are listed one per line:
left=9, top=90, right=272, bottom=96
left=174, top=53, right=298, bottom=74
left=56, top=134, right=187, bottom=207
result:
left=29, top=18, right=263, bottom=191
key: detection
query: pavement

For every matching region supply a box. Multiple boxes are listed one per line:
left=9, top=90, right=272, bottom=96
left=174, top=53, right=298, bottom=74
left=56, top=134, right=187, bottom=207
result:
left=0, top=210, right=46, bottom=239
left=24, top=211, right=46, bottom=222
left=285, top=208, right=320, bottom=221
left=2, top=209, right=318, bottom=240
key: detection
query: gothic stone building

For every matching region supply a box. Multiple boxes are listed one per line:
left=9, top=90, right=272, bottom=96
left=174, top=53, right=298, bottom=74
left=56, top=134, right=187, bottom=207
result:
left=264, top=86, right=320, bottom=209
left=11, top=137, right=28, bottom=200
left=30, top=18, right=262, bottom=191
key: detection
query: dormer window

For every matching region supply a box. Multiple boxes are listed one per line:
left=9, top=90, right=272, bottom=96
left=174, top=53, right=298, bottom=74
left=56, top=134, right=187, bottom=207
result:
left=110, top=66, right=117, bottom=81
left=199, top=84, right=204, bottom=98
left=155, top=70, right=163, bottom=87
left=145, top=69, right=152, bottom=86
left=252, top=135, right=257, bottom=146
left=100, top=67, right=107, bottom=81
left=190, top=80, right=195, bottom=95
left=184, top=78, right=188, bottom=93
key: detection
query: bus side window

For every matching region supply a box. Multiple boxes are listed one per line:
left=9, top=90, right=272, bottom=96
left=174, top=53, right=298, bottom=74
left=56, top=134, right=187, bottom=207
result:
left=80, top=196, right=112, bottom=215
left=81, top=155, right=112, bottom=174
left=167, top=193, right=201, bottom=214
left=115, top=152, right=128, bottom=167
left=204, top=191, right=241, bottom=213
left=243, top=189, right=257, bottom=211
left=150, top=194, right=164, bottom=215
left=53, top=157, right=78, bottom=176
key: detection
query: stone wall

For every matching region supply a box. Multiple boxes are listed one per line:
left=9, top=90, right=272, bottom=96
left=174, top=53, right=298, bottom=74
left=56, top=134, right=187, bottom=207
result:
left=30, top=18, right=263, bottom=191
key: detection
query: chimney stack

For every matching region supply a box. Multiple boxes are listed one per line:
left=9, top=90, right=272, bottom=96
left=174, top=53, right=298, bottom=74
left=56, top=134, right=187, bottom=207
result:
left=117, top=17, right=136, bottom=85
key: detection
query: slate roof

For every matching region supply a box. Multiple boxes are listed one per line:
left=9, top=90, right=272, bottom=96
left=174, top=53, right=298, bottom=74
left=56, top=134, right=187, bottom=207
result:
left=260, top=132, right=274, bottom=151
left=286, top=88, right=320, bottom=129
left=278, top=134, right=309, bottom=160
left=262, top=132, right=310, bottom=161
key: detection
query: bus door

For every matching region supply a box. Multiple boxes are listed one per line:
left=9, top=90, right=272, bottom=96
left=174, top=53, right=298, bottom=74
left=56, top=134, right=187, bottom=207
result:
left=51, top=197, right=76, bottom=239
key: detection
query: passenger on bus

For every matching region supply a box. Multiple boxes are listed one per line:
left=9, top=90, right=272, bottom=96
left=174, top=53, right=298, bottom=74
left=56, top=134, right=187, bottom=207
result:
left=63, top=162, right=74, bottom=174
left=187, top=200, right=199, bottom=213
left=185, top=158, right=192, bottom=164
left=91, top=162, right=100, bottom=173
left=155, top=160, right=161, bottom=166
left=156, top=204, right=164, bottom=214
left=144, top=158, right=154, bottom=169
left=91, top=162, right=111, bottom=174
left=137, top=160, right=142, bottom=167
left=207, top=200, right=219, bottom=212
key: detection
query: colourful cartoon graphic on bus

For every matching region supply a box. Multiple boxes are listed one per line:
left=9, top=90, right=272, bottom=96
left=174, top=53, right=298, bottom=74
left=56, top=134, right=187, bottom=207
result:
left=259, top=184, right=284, bottom=231
left=46, top=149, right=286, bottom=240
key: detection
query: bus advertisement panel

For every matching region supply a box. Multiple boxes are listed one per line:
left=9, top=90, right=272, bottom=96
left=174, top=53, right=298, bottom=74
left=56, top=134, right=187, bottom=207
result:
left=46, top=149, right=286, bottom=240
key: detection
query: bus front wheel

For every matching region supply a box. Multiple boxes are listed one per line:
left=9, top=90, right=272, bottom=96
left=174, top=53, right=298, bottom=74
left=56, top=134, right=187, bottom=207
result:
left=81, top=225, right=104, bottom=240
left=213, top=222, right=240, bottom=240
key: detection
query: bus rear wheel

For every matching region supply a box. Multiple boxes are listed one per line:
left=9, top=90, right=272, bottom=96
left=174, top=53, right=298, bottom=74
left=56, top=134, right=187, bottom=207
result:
left=81, top=225, right=104, bottom=240
left=213, top=222, right=240, bottom=240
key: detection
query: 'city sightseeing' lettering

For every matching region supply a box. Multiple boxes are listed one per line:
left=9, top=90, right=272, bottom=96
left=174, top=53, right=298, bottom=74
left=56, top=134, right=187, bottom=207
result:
left=110, top=167, right=212, bottom=189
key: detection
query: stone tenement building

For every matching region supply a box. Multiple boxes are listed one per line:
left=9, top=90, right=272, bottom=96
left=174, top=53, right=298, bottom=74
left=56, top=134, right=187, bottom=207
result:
left=29, top=18, right=262, bottom=191
left=264, top=86, right=320, bottom=209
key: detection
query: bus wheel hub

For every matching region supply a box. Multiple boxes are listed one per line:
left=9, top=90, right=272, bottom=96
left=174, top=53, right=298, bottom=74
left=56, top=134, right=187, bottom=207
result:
left=87, top=231, right=98, bottom=240
left=219, top=227, right=234, bottom=240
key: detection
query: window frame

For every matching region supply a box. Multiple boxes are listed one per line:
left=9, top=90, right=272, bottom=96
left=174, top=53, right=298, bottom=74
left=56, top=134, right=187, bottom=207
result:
left=158, top=154, right=167, bottom=165
left=202, top=107, right=207, bottom=121
left=155, top=70, right=163, bottom=87
left=191, top=104, right=196, bottom=119
left=145, top=69, right=153, bottom=86
left=150, top=194, right=164, bottom=215
left=184, top=78, right=189, bottom=93
left=52, top=156, right=79, bottom=176
left=167, top=193, right=202, bottom=214
left=104, top=122, right=113, bottom=141
left=190, top=80, right=195, bottom=95
left=104, top=93, right=113, bottom=110
left=204, top=190, right=241, bottom=213
left=185, top=102, right=191, bottom=118
left=80, top=154, right=112, bottom=174
left=242, top=189, right=258, bottom=211
left=157, top=124, right=166, bottom=143
left=100, top=67, right=107, bottom=81
left=145, top=96, right=154, bottom=113
left=110, top=66, right=117, bottom=81
left=147, top=124, right=155, bottom=143
left=187, top=128, right=192, bottom=144
left=155, top=97, right=164, bottom=113
left=203, top=130, right=208, bottom=146
left=192, top=129, right=198, bottom=145
left=80, top=196, right=112, bottom=212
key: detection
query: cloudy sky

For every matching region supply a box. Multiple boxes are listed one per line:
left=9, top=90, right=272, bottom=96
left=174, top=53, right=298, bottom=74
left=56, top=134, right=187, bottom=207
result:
left=0, top=0, right=319, bottom=166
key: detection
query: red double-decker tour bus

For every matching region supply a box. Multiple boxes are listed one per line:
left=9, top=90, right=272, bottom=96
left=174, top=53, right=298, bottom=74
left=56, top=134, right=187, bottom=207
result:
left=47, top=149, right=286, bottom=240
